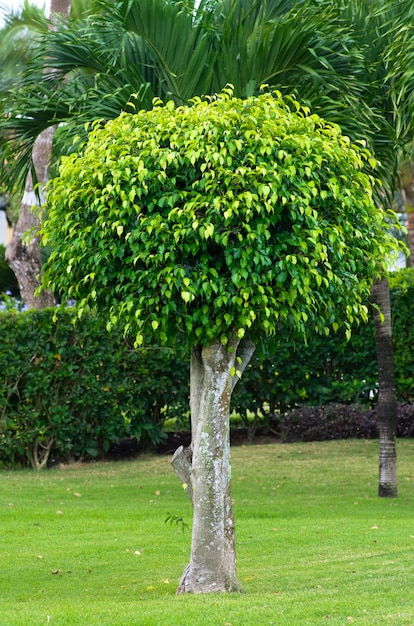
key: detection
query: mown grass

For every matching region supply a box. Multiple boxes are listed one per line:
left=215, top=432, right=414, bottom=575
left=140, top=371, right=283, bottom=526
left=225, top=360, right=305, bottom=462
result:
left=1, top=439, right=414, bottom=625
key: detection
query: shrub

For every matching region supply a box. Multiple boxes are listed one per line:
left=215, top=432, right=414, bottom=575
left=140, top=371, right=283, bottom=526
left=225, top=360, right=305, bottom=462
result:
left=2, top=268, right=414, bottom=468
left=389, top=269, right=414, bottom=401
left=279, top=403, right=414, bottom=442
left=279, top=404, right=378, bottom=442
left=0, top=308, right=188, bottom=468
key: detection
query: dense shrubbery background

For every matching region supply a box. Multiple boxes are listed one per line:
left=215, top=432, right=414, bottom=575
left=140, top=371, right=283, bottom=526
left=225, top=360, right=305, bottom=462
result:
left=0, top=308, right=188, bottom=468
left=1, top=269, right=414, bottom=468
left=233, top=269, right=414, bottom=436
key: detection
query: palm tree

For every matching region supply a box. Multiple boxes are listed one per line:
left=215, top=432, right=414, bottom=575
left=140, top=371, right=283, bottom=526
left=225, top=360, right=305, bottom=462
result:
left=0, top=1, right=48, bottom=254
left=337, top=0, right=414, bottom=498
left=4, top=0, right=72, bottom=308
left=0, top=0, right=100, bottom=307
left=0, top=0, right=373, bottom=192
left=0, top=0, right=48, bottom=97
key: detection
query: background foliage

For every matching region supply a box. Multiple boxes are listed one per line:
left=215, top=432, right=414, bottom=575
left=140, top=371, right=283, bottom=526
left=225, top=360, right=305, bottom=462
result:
left=0, top=308, right=188, bottom=468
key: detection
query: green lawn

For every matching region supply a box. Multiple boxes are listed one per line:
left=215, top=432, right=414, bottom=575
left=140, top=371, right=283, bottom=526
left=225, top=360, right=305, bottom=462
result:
left=1, top=439, right=414, bottom=625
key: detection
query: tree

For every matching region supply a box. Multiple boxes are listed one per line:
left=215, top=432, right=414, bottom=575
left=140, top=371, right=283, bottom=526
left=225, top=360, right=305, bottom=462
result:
left=371, top=278, right=398, bottom=496
left=336, top=0, right=414, bottom=498
left=0, top=1, right=48, bottom=259
left=0, top=0, right=98, bottom=307
left=40, top=91, right=399, bottom=592
left=4, top=0, right=71, bottom=308
left=0, top=0, right=371, bottom=193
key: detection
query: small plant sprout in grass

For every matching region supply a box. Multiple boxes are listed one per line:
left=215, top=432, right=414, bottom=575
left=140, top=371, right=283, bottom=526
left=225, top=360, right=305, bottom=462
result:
left=165, top=512, right=190, bottom=532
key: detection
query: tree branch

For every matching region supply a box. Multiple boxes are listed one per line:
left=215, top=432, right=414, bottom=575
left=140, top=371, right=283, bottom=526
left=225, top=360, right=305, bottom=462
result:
left=171, top=444, right=193, bottom=505
left=231, top=338, right=256, bottom=391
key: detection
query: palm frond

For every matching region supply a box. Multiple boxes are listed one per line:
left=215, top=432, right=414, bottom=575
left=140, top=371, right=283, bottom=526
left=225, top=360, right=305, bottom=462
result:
left=1, top=0, right=413, bottom=201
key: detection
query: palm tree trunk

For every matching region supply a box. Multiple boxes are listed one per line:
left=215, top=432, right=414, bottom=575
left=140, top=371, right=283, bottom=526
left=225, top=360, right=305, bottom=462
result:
left=5, top=0, right=71, bottom=309
left=6, top=129, right=56, bottom=308
left=371, top=277, right=398, bottom=497
left=172, top=336, right=255, bottom=593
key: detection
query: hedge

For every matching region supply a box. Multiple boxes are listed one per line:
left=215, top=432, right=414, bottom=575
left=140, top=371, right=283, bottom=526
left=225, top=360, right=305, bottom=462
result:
left=0, top=308, right=188, bottom=468
left=279, top=403, right=414, bottom=442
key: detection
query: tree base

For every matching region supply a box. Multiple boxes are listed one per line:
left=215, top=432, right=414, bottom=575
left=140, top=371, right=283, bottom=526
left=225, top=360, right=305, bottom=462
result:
left=176, top=564, right=243, bottom=595
left=378, top=483, right=398, bottom=498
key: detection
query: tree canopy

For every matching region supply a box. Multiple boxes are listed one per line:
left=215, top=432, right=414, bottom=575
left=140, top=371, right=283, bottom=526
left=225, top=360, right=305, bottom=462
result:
left=41, top=90, right=399, bottom=347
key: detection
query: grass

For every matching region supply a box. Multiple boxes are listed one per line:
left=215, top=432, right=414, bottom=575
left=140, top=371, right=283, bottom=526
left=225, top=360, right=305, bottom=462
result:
left=1, top=439, right=414, bottom=625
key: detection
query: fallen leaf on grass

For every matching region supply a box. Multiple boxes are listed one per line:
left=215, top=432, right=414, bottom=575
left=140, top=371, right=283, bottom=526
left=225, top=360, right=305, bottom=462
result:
left=74, top=492, right=82, bottom=498
left=371, top=525, right=378, bottom=529
left=56, top=510, right=63, bottom=515
left=244, top=574, right=256, bottom=582
left=51, top=570, right=61, bottom=575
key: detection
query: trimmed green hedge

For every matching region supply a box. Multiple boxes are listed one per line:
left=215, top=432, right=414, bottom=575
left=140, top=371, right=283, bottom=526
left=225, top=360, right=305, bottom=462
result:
left=0, top=308, right=188, bottom=468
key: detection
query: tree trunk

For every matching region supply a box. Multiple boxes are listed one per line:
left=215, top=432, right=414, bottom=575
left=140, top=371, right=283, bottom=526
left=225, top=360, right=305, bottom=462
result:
left=172, top=335, right=255, bottom=593
left=5, top=0, right=71, bottom=309
left=371, top=278, right=398, bottom=497
left=6, top=129, right=56, bottom=308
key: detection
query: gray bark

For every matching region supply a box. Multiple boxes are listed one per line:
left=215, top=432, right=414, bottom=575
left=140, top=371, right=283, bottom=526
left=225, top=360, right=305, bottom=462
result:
left=6, top=129, right=56, bottom=309
left=5, top=0, right=71, bottom=309
left=171, top=335, right=255, bottom=594
left=371, top=278, right=398, bottom=497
